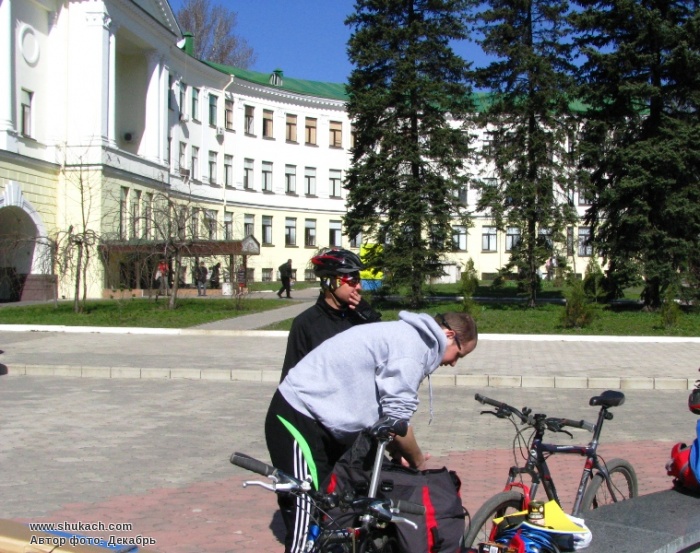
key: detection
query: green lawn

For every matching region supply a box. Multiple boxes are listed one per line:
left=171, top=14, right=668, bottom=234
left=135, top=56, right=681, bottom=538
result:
left=1, top=281, right=697, bottom=336
left=261, top=300, right=700, bottom=336
left=0, top=297, right=290, bottom=328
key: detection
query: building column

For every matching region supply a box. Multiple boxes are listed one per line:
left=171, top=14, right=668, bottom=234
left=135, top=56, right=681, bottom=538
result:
left=107, top=28, right=117, bottom=146
left=0, top=0, right=16, bottom=150
left=143, top=52, right=165, bottom=164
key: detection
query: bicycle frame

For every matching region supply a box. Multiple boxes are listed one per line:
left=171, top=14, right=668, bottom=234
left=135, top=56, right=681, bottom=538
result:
left=500, top=396, right=616, bottom=517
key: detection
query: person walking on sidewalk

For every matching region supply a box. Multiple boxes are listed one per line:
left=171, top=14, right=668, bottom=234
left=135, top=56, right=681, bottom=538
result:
left=280, top=248, right=381, bottom=382
left=195, top=261, right=208, bottom=296
left=266, top=311, right=478, bottom=553
left=277, top=259, right=293, bottom=299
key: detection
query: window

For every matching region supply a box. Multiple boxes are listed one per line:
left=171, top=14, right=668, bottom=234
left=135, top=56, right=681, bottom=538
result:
left=209, top=94, right=218, bottom=126
left=244, top=105, right=255, bottom=134
left=244, top=214, right=254, bottom=237
left=483, top=131, right=496, bottom=155
left=329, top=169, right=342, bottom=198
left=179, top=142, right=187, bottom=172
left=179, top=82, right=186, bottom=114
left=304, top=167, right=316, bottom=196
left=578, top=227, right=593, bottom=257
left=329, top=220, right=342, bottom=247
left=262, top=268, right=273, bottom=282
left=350, top=232, right=362, bottom=248
left=143, top=193, right=153, bottom=239
left=177, top=206, right=187, bottom=240
left=305, top=219, right=316, bottom=247
left=191, top=208, right=199, bottom=239
left=286, top=114, right=297, bottom=142
left=454, top=185, right=468, bottom=205
left=538, top=227, right=553, bottom=249
left=262, top=161, right=273, bottom=192
left=305, top=117, right=317, bottom=145
left=208, top=151, right=217, bottom=184
left=191, top=87, right=200, bottom=120
left=567, top=226, right=575, bottom=257
left=506, top=227, right=521, bottom=252
left=329, top=121, right=342, bottom=148
left=262, top=215, right=273, bottom=245
left=244, top=158, right=254, bottom=190
left=130, top=190, right=141, bottom=239
left=285, top=218, right=297, bottom=246
left=578, top=188, right=594, bottom=206
left=119, top=187, right=128, bottom=240
left=20, top=89, right=32, bottom=137
left=167, top=136, right=172, bottom=165
left=168, top=75, right=175, bottom=110
left=263, top=110, right=274, bottom=138
left=285, top=165, right=297, bottom=194
left=191, top=146, right=199, bottom=180
left=224, top=212, right=233, bottom=240
left=351, top=126, right=357, bottom=149
left=225, top=98, right=234, bottom=129
left=482, top=226, right=497, bottom=252
left=452, top=225, right=467, bottom=251
left=224, top=155, right=233, bottom=187
left=205, top=210, right=217, bottom=239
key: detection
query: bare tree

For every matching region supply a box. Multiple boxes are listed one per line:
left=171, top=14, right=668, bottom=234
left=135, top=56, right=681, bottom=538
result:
left=176, top=0, right=256, bottom=68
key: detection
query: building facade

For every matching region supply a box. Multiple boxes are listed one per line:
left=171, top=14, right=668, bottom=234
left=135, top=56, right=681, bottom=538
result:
left=0, top=0, right=594, bottom=301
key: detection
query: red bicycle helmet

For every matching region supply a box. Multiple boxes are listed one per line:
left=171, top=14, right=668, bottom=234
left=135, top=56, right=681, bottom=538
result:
left=311, top=249, right=364, bottom=278
left=689, top=388, right=700, bottom=415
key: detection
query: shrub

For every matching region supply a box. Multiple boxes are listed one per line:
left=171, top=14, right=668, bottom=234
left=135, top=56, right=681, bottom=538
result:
left=561, top=277, right=596, bottom=329
left=460, top=258, right=480, bottom=315
left=583, top=257, right=606, bottom=303
left=660, top=285, right=681, bottom=328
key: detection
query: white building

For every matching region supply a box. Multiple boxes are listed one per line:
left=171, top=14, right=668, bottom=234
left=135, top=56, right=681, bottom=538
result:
left=0, top=0, right=594, bottom=301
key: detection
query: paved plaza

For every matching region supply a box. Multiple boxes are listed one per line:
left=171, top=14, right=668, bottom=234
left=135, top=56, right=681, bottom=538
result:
left=1, top=293, right=699, bottom=552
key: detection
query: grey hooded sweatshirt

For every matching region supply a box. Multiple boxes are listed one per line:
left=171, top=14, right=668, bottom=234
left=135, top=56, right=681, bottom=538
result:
left=278, top=311, right=447, bottom=445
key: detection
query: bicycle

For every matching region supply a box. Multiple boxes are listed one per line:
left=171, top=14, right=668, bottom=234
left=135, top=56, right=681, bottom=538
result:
left=463, top=390, right=638, bottom=549
left=231, top=417, right=425, bottom=552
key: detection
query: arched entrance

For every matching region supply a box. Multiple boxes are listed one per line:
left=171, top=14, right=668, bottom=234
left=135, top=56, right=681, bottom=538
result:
left=0, top=182, right=55, bottom=302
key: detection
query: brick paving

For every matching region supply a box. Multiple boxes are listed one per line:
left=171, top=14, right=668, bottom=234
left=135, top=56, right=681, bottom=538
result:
left=0, top=377, right=692, bottom=552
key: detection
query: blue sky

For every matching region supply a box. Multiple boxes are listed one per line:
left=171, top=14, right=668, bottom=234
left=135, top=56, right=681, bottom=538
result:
left=168, top=1, right=489, bottom=84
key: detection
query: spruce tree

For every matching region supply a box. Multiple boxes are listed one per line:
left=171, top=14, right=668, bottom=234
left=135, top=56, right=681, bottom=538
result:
left=470, top=0, right=580, bottom=308
left=344, top=0, right=474, bottom=307
left=572, top=0, right=700, bottom=308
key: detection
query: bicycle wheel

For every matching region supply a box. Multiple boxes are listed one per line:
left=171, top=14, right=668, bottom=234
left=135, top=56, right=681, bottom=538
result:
left=463, top=490, right=524, bottom=548
left=580, top=458, right=638, bottom=511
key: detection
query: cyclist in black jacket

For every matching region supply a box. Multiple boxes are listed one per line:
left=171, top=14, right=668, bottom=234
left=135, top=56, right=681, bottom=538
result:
left=279, top=248, right=381, bottom=383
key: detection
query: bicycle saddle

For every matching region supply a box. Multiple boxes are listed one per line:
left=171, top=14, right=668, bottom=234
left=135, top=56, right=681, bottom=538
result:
left=589, top=390, right=625, bottom=408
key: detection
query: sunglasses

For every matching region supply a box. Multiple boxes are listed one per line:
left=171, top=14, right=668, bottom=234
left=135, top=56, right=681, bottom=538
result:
left=336, top=275, right=361, bottom=287
left=438, top=314, right=462, bottom=352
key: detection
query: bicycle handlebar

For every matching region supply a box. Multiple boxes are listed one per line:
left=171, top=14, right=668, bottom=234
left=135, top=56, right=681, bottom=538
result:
left=394, top=499, right=426, bottom=516
left=231, top=452, right=278, bottom=477
left=474, top=394, right=594, bottom=433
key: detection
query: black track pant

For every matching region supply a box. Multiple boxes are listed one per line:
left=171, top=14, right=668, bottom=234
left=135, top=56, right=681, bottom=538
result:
left=265, top=390, right=346, bottom=553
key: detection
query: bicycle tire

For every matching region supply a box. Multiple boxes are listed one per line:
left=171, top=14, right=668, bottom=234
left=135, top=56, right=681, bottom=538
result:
left=579, top=458, right=638, bottom=511
left=463, top=490, right=524, bottom=548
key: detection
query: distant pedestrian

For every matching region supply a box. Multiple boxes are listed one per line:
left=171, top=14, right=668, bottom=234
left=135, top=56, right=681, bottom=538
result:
left=156, top=260, right=169, bottom=295
left=277, top=259, right=292, bottom=299
left=210, top=263, right=221, bottom=289
left=196, top=261, right=208, bottom=296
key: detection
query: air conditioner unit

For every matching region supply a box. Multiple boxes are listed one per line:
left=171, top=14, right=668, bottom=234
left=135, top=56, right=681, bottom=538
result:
left=216, top=126, right=225, bottom=137
left=179, top=167, right=190, bottom=178
left=179, top=113, right=189, bottom=122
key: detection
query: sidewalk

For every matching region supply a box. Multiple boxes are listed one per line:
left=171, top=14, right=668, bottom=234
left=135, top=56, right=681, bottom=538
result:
left=1, top=286, right=699, bottom=389
left=1, top=291, right=698, bottom=552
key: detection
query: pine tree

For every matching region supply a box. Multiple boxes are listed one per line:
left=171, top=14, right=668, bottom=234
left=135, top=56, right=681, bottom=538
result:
left=470, top=0, right=580, bottom=308
left=572, top=0, right=700, bottom=308
left=344, top=0, right=474, bottom=307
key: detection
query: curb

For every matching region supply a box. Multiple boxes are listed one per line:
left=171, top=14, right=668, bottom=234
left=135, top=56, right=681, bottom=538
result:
left=1, top=324, right=699, bottom=343
left=6, top=365, right=696, bottom=390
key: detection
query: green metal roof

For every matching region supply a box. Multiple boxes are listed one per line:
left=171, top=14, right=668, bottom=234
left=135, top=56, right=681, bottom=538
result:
left=203, top=61, right=350, bottom=102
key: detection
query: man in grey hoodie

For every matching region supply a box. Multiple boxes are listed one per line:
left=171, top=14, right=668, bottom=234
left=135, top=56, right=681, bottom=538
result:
left=265, top=310, right=477, bottom=553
